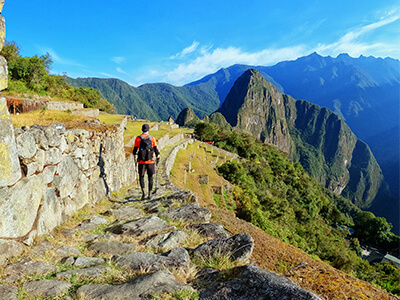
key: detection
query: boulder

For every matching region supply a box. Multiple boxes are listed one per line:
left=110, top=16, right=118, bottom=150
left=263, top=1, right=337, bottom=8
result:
left=103, top=206, right=144, bottom=221
left=0, top=286, right=18, bottom=300
left=23, top=279, right=71, bottom=298
left=112, top=247, right=190, bottom=272
left=77, top=270, right=192, bottom=300
left=81, top=233, right=114, bottom=242
left=164, top=190, right=197, bottom=203
left=193, top=233, right=254, bottom=264
left=159, top=203, right=211, bottom=223
left=53, top=244, right=81, bottom=259
left=145, top=230, right=189, bottom=249
left=188, top=223, right=229, bottom=239
left=5, top=259, right=57, bottom=276
left=0, top=239, right=25, bottom=266
left=56, top=265, right=110, bottom=279
left=75, top=216, right=107, bottom=232
left=0, top=97, right=21, bottom=188
left=88, top=241, right=136, bottom=256
left=200, top=265, right=323, bottom=300
left=110, top=216, right=175, bottom=237
left=73, top=256, right=106, bottom=267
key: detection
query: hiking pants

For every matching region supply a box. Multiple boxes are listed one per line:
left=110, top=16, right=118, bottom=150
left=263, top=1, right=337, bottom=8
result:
left=138, top=163, right=155, bottom=191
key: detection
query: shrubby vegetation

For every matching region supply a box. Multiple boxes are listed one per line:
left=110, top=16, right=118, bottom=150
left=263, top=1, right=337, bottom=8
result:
left=1, top=41, right=115, bottom=113
left=194, top=122, right=400, bottom=295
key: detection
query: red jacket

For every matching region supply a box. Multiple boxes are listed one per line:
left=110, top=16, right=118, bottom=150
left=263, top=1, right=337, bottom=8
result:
left=133, top=134, right=159, bottom=164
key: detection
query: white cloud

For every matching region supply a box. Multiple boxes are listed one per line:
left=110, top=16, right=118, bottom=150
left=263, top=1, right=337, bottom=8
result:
left=315, top=11, right=400, bottom=57
left=164, top=45, right=307, bottom=85
left=112, top=56, right=125, bottom=64
left=170, top=41, right=200, bottom=59
left=38, top=47, right=84, bottom=68
left=100, top=72, right=114, bottom=77
left=116, top=67, right=129, bottom=75
left=160, top=10, right=400, bottom=86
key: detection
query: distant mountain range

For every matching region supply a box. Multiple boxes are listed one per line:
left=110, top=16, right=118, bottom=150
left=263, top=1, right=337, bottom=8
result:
left=179, top=69, right=383, bottom=210
left=66, top=77, right=219, bottom=121
left=67, top=52, right=399, bottom=232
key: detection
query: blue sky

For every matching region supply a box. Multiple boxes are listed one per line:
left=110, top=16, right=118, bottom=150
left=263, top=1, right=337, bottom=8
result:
left=3, top=1, right=399, bottom=86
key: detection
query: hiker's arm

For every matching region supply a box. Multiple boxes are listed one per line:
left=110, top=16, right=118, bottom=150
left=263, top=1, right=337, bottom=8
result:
left=132, top=146, right=138, bottom=156
left=154, top=146, right=160, bottom=158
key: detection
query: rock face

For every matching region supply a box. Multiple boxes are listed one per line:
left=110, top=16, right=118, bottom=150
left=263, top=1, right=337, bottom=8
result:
left=217, top=69, right=383, bottom=208
left=194, top=233, right=254, bottom=264
left=200, top=265, right=323, bottom=300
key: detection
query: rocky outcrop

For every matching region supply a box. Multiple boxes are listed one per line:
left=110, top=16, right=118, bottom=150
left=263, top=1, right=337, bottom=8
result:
left=77, top=270, right=192, bottom=300
left=176, top=107, right=200, bottom=127
left=217, top=69, right=383, bottom=208
left=200, top=265, right=323, bottom=300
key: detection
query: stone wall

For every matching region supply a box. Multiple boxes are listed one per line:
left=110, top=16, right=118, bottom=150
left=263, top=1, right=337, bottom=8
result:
left=47, top=101, right=84, bottom=111
left=0, top=110, right=136, bottom=241
left=157, top=132, right=184, bottom=151
left=164, top=139, right=194, bottom=179
left=72, top=108, right=99, bottom=118
left=5, top=97, right=87, bottom=114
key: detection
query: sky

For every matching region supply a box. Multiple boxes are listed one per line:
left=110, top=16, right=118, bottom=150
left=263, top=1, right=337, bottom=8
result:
left=2, top=0, right=400, bottom=86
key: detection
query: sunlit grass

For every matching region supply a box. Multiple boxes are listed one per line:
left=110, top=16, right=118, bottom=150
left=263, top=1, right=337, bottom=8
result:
left=98, top=114, right=126, bottom=125
left=11, top=110, right=94, bottom=127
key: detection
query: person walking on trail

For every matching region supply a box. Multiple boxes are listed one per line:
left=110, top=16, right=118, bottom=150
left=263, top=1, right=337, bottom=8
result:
left=133, top=124, right=160, bottom=200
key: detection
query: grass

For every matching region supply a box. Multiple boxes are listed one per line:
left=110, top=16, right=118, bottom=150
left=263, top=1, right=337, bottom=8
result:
left=11, top=110, right=95, bottom=128
left=171, top=141, right=230, bottom=206
left=192, top=250, right=240, bottom=271
left=152, top=289, right=199, bottom=300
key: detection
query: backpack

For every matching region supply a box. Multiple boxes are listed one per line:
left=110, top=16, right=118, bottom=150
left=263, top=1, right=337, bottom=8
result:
left=138, top=135, right=154, bottom=161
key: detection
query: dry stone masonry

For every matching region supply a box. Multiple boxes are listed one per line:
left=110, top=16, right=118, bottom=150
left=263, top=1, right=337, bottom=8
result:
left=0, top=116, right=136, bottom=240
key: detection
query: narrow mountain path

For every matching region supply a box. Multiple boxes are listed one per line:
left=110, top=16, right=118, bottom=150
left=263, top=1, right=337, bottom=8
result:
left=0, top=137, right=328, bottom=299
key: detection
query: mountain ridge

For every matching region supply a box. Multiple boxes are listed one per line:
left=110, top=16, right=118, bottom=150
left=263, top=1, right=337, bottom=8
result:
left=216, top=69, right=383, bottom=209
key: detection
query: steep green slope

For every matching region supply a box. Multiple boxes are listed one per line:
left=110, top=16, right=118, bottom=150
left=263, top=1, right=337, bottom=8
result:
left=217, top=69, right=383, bottom=209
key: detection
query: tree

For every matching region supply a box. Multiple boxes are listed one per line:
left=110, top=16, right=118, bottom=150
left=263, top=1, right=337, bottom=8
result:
left=354, top=211, right=393, bottom=245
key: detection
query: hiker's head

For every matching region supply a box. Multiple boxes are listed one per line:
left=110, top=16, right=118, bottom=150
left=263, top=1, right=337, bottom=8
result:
left=142, top=124, right=150, bottom=132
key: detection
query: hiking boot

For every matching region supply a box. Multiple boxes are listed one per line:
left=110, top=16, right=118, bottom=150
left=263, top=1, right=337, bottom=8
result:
left=140, top=189, right=146, bottom=200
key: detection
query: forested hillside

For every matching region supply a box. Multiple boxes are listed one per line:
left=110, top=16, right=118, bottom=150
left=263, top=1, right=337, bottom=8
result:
left=66, top=77, right=219, bottom=121
left=194, top=122, right=400, bottom=295
left=0, top=41, right=115, bottom=113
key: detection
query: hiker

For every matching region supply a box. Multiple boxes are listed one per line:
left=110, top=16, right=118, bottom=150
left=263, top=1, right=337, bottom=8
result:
left=133, top=124, right=160, bottom=200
